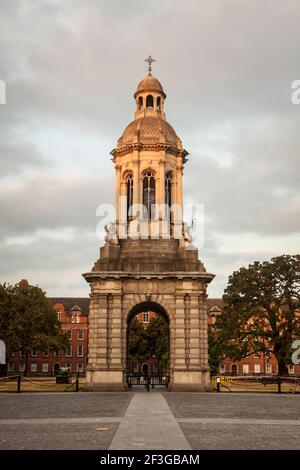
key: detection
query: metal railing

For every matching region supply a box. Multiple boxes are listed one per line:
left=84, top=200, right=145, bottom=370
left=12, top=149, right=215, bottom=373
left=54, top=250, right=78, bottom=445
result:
left=126, top=373, right=169, bottom=391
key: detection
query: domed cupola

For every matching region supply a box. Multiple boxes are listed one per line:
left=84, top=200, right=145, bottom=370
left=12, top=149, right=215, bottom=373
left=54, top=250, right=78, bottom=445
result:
left=134, top=75, right=166, bottom=99
left=111, top=55, right=187, bottom=159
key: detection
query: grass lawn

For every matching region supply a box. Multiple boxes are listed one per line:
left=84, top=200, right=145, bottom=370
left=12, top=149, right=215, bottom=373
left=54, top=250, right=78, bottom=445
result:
left=212, top=379, right=300, bottom=394
left=0, top=376, right=86, bottom=393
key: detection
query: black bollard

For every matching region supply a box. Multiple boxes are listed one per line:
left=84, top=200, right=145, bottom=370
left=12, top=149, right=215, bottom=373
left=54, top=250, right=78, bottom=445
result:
left=277, top=377, right=281, bottom=394
left=17, top=375, right=21, bottom=393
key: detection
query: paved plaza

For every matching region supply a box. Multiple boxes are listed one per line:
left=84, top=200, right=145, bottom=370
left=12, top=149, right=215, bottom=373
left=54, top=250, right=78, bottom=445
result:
left=0, top=391, right=300, bottom=450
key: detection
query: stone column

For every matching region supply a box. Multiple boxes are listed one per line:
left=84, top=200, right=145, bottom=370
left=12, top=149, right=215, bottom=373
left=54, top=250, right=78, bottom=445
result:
left=110, top=294, right=123, bottom=370
left=85, top=285, right=125, bottom=391
left=133, top=155, right=140, bottom=208
left=189, top=294, right=201, bottom=368
left=184, top=294, right=190, bottom=368
left=115, top=164, right=121, bottom=234
left=173, top=294, right=185, bottom=369
left=158, top=157, right=165, bottom=238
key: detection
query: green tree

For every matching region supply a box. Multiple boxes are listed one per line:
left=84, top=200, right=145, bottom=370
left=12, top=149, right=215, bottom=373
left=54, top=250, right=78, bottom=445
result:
left=128, top=317, right=148, bottom=364
left=215, top=255, right=300, bottom=375
left=0, top=281, right=68, bottom=376
left=146, top=316, right=168, bottom=373
left=208, top=324, right=224, bottom=374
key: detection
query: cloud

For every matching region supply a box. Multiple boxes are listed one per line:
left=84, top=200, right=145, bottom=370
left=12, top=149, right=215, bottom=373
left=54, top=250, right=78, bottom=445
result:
left=0, top=173, right=113, bottom=237
left=0, top=0, right=299, bottom=296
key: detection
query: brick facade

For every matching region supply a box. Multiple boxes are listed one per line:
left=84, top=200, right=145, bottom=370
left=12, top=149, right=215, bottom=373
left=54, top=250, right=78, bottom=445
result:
left=7, top=298, right=89, bottom=376
left=207, top=299, right=300, bottom=376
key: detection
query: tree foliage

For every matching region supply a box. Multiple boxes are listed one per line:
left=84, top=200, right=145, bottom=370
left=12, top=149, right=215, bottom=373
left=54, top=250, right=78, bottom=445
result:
left=0, top=281, right=68, bottom=375
left=213, top=255, right=300, bottom=375
left=128, top=314, right=169, bottom=372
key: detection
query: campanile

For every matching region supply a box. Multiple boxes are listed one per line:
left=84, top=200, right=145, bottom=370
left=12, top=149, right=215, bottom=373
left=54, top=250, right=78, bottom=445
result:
left=83, top=57, right=214, bottom=391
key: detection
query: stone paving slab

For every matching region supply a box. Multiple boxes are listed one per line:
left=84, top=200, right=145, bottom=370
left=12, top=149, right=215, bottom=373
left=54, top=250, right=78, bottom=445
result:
left=0, top=422, right=119, bottom=450
left=1, top=392, right=300, bottom=450
left=0, top=392, right=131, bottom=419
left=180, top=422, right=300, bottom=450
left=164, top=392, right=300, bottom=420
left=109, top=392, right=191, bottom=450
left=177, top=417, right=300, bottom=426
left=0, top=417, right=121, bottom=425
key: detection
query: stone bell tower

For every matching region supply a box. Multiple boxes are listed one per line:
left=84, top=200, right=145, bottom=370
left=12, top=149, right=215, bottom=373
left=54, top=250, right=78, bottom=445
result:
left=83, top=56, right=214, bottom=391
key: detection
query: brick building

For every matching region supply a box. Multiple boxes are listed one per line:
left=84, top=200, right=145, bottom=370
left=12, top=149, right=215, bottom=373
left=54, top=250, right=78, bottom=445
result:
left=7, top=298, right=89, bottom=376
left=7, top=295, right=299, bottom=377
left=207, top=299, right=300, bottom=376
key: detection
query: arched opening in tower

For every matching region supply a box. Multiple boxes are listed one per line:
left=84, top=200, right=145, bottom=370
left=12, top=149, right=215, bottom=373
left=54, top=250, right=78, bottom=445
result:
left=146, top=94, right=154, bottom=108
left=126, top=301, right=169, bottom=385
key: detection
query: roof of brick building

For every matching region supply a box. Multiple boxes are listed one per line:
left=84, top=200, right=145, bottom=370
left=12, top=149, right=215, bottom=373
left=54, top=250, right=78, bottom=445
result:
left=49, top=297, right=90, bottom=316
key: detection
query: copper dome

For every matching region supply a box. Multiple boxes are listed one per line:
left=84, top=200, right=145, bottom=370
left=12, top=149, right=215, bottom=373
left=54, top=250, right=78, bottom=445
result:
left=118, top=117, right=179, bottom=147
left=134, top=75, right=166, bottom=98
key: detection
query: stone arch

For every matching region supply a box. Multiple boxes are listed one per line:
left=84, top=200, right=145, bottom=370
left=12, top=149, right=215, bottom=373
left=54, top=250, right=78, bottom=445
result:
left=122, top=169, right=133, bottom=182
left=146, top=94, right=154, bottom=108
left=127, top=298, right=170, bottom=323
left=125, top=299, right=171, bottom=379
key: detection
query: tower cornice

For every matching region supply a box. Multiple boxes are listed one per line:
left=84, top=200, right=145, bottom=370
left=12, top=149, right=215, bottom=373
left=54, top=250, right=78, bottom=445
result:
left=110, top=143, right=189, bottom=162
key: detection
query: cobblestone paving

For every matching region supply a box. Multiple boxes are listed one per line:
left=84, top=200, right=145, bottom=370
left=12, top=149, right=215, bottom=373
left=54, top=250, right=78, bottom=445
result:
left=0, top=392, right=131, bottom=419
left=1, top=392, right=300, bottom=450
left=109, top=392, right=191, bottom=450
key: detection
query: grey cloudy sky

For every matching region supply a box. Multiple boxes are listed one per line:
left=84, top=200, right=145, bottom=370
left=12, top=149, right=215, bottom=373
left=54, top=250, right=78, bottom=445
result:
left=0, top=0, right=299, bottom=297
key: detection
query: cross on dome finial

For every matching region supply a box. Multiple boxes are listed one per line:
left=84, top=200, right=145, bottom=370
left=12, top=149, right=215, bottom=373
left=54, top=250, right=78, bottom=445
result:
left=145, top=54, right=156, bottom=75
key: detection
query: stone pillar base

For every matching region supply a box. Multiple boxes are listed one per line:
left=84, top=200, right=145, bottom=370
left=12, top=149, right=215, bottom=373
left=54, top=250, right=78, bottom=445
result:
left=168, top=370, right=212, bottom=392
left=83, top=369, right=127, bottom=392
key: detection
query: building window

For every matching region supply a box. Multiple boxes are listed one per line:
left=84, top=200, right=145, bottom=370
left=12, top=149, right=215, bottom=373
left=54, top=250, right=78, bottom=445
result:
left=143, top=312, right=149, bottom=323
left=8, top=363, right=14, bottom=372
left=157, top=96, right=161, bottom=110
left=165, top=173, right=172, bottom=209
left=43, top=350, right=49, bottom=357
left=19, top=363, right=25, bottom=372
left=31, top=363, right=37, bottom=373
left=254, top=350, right=260, bottom=358
left=254, top=364, right=261, bottom=374
left=266, top=364, right=272, bottom=374
left=54, top=349, right=61, bottom=357
left=20, top=349, right=26, bottom=357
left=77, top=345, right=83, bottom=357
left=138, top=96, right=143, bottom=110
left=57, top=310, right=61, bottom=321
left=242, top=364, right=249, bottom=375
left=78, top=330, right=84, bottom=340
left=266, top=349, right=272, bottom=358
left=77, top=363, right=84, bottom=373
left=288, top=364, right=295, bottom=374
left=146, top=94, right=154, bottom=108
left=143, top=171, right=155, bottom=220
left=66, top=345, right=72, bottom=357
left=219, top=364, right=225, bottom=374
left=65, top=363, right=71, bottom=372
left=71, top=314, right=76, bottom=323
left=31, top=348, right=37, bottom=357
left=127, top=174, right=134, bottom=220
left=66, top=330, right=72, bottom=340
left=42, top=363, right=49, bottom=373
left=76, top=314, right=80, bottom=323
